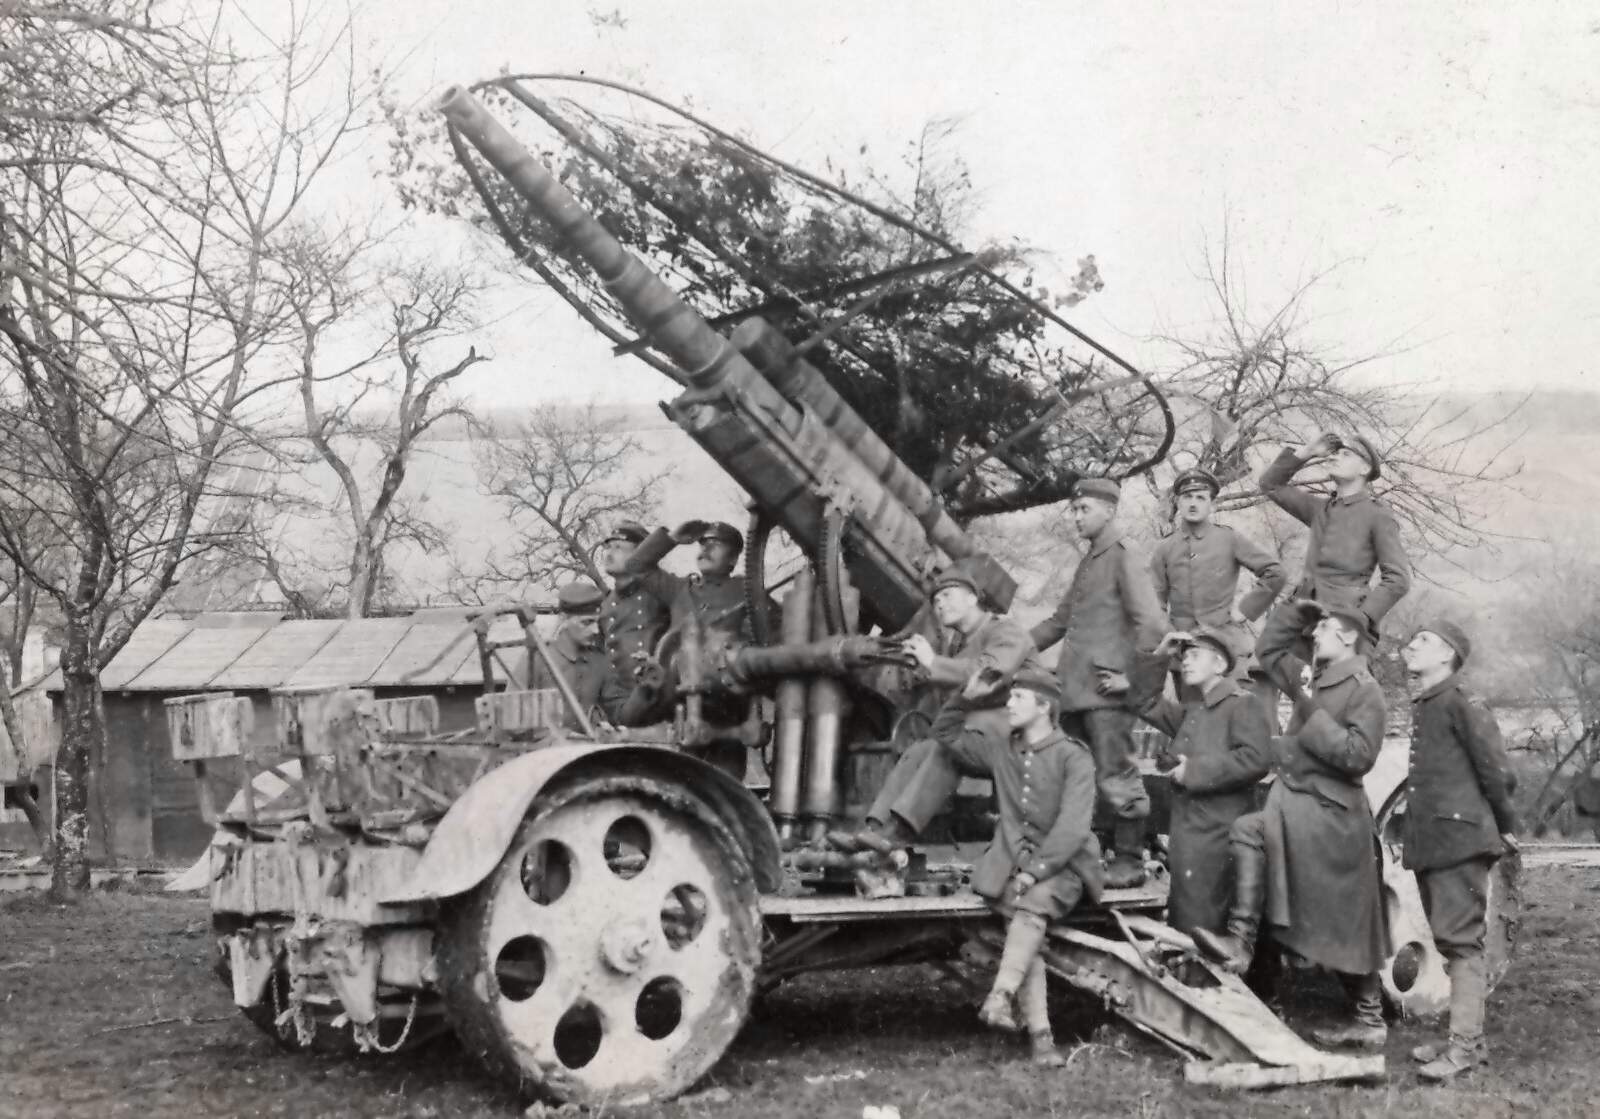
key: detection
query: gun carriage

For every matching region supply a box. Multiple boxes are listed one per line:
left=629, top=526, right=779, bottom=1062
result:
left=167, top=79, right=1519, bottom=1106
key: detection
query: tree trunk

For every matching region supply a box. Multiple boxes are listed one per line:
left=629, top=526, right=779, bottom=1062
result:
left=50, top=627, right=101, bottom=897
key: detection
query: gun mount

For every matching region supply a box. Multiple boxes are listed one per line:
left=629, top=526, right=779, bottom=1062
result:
left=163, top=83, right=1519, bottom=1108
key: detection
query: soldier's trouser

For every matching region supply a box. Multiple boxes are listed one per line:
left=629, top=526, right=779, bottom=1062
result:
left=1417, top=857, right=1493, bottom=960
left=1066, top=707, right=1150, bottom=820
left=1420, top=856, right=1494, bottom=1043
left=867, top=718, right=995, bottom=835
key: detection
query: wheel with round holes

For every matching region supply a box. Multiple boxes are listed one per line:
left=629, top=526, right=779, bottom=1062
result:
left=438, top=774, right=763, bottom=1106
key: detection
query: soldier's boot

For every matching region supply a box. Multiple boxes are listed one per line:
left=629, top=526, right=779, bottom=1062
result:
left=1017, top=957, right=1066, bottom=1067
left=980, top=912, right=1046, bottom=1034
left=1419, top=955, right=1489, bottom=1082
left=1192, top=841, right=1265, bottom=975
left=827, top=813, right=913, bottom=854
left=1102, top=818, right=1148, bottom=890
left=1312, top=972, right=1388, bottom=1051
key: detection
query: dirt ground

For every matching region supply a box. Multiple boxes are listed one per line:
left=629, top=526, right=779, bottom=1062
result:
left=3, top=864, right=1599, bottom=1119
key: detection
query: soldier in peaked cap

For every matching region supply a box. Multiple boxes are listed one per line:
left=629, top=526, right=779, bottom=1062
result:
left=1195, top=598, right=1391, bottom=1050
left=1150, top=467, right=1285, bottom=698
left=1118, top=626, right=1273, bottom=937
left=597, top=519, right=684, bottom=725
left=1256, top=430, right=1411, bottom=654
left=1399, top=618, right=1518, bottom=1082
left=831, top=563, right=1040, bottom=875
left=667, top=519, right=774, bottom=652
left=1029, top=475, right=1169, bottom=888
left=529, top=580, right=608, bottom=731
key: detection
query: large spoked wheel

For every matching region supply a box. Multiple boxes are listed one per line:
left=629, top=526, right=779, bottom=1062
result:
left=1374, top=786, right=1522, bottom=1017
left=439, top=775, right=763, bottom=1107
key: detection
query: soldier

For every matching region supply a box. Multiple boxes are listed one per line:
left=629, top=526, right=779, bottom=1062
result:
left=1255, top=431, right=1411, bottom=653
left=830, top=565, right=1039, bottom=890
left=973, top=666, right=1105, bottom=1067
left=597, top=520, right=684, bottom=725
left=671, top=520, right=771, bottom=651
left=1150, top=467, right=1285, bottom=693
left=1121, top=628, right=1273, bottom=937
left=529, top=581, right=608, bottom=731
left=1399, top=620, right=1519, bottom=1082
left=1030, top=477, right=1168, bottom=888
left=1193, top=600, right=1391, bottom=1050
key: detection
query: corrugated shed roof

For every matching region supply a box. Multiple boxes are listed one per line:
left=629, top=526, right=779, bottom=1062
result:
left=57, top=611, right=540, bottom=694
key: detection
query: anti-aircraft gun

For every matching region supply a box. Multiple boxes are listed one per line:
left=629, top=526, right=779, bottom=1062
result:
left=167, top=82, right=1520, bottom=1108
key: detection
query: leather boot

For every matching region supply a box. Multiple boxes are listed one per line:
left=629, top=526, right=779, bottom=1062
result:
left=1313, top=972, right=1388, bottom=1050
left=1103, top=817, right=1148, bottom=889
left=1192, top=841, right=1264, bottom=974
left=981, top=913, right=1046, bottom=1033
left=1419, top=955, right=1489, bottom=1081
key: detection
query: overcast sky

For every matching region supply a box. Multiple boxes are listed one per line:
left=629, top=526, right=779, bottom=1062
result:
left=331, top=1, right=1598, bottom=407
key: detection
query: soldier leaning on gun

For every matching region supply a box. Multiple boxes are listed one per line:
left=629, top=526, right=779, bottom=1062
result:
left=1194, top=600, right=1392, bottom=1050
left=1029, top=477, right=1169, bottom=890
left=597, top=520, right=685, bottom=726
left=1399, top=620, right=1519, bottom=1083
left=1150, top=467, right=1285, bottom=699
left=529, top=580, right=609, bottom=731
left=1119, top=628, right=1273, bottom=938
left=1255, top=431, right=1411, bottom=656
left=831, top=565, right=1038, bottom=888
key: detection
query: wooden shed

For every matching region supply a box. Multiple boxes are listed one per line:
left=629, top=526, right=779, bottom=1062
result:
left=12, top=610, right=531, bottom=864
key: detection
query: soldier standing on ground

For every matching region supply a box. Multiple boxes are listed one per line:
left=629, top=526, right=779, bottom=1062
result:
left=1194, top=601, right=1392, bottom=1050
left=1399, top=620, right=1519, bottom=1083
left=1150, top=467, right=1285, bottom=697
left=830, top=565, right=1039, bottom=897
left=529, top=580, right=609, bottom=731
left=1255, top=431, right=1411, bottom=655
left=1120, top=628, right=1273, bottom=937
left=597, top=520, right=684, bottom=725
left=1029, top=477, right=1168, bottom=888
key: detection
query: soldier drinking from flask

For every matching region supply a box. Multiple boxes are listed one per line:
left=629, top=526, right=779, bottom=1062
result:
left=829, top=565, right=1038, bottom=896
left=1255, top=431, right=1411, bottom=658
left=1399, top=620, right=1519, bottom=1083
left=1150, top=467, right=1285, bottom=697
left=973, top=666, right=1104, bottom=1068
left=598, top=519, right=684, bottom=726
left=1120, top=627, right=1273, bottom=937
left=1194, top=600, right=1391, bottom=1050
left=530, top=580, right=610, bottom=732
left=1030, top=477, right=1168, bottom=889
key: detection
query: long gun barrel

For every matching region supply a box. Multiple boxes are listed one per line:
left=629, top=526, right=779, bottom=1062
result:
left=437, top=87, right=1015, bottom=629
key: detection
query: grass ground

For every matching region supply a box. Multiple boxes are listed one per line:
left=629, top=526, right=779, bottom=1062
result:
left=3, top=864, right=1598, bottom=1119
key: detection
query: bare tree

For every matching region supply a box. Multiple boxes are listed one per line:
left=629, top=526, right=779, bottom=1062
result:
left=0, top=3, right=379, bottom=893
left=278, top=259, right=489, bottom=618
left=457, top=403, right=671, bottom=600
left=1147, top=228, right=1525, bottom=567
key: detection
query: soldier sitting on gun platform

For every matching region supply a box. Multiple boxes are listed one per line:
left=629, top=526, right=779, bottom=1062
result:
left=1119, top=627, right=1273, bottom=938
left=974, top=666, right=1104, bottom=1067
left=828, top=564, right=1037, bottom=897
left=1399, top=620, right=1519, bottom=1083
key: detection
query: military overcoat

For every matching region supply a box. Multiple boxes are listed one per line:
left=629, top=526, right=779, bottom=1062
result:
left=1255, top=609, right=1392, bottom=974
left=1128, top=661, right=1273, bottom=935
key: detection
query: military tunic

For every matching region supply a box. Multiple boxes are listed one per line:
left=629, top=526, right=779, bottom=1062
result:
left=1128, top=661, right=1273, bottom=935
left=1258, top=448, right=1412, bottom=628
left=599, top=565, right=683, bottom=724
left=529, top=624, right=608, bottom=730
left=1150, top=521, right=1285, bottom=661
left=1241, top=606, right=1391, bottom=974
left=1402, top=674, right=1518, bottom=870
